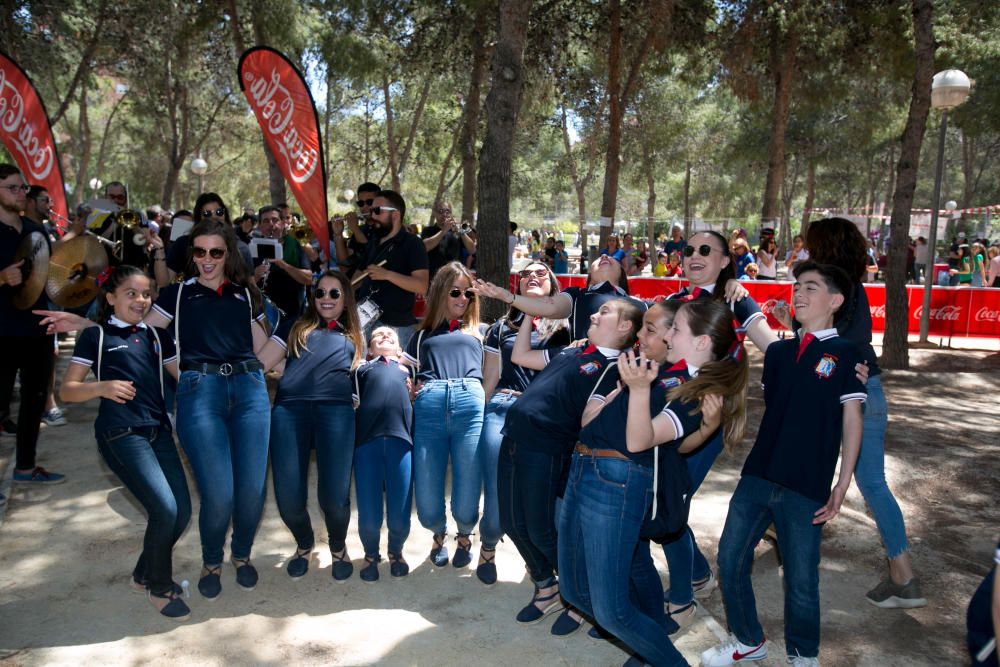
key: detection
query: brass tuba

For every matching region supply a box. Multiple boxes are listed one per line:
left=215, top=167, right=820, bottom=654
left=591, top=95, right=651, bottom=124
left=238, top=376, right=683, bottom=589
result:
left=289, top=220, right=314, bottom=246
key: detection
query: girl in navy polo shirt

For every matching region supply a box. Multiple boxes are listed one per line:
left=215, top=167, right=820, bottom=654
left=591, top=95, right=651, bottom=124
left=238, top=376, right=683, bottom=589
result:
left=562, top=298, right=749, bottom=666
left=257, top=270, right=363, bottom=582
left=60, top=265, right=192, bottom=622
left=498, top=297, right=643, bottom=636
left=147, top=220, right=272, bottom=600
left=474, top=261, right=569, bottom=586
left=403, top=261, right=485, bottom=570
left=476, top=254, right=644, bottom=341
left=353, top=326, right=415, bottom=582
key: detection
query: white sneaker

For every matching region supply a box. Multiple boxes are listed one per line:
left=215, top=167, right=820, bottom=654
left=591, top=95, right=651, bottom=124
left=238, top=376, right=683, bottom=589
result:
left=42, top=407, right=67, bottom=427
left=700, top=635, right=768, bottom=666
left=787, top=654, right=819, bottom=666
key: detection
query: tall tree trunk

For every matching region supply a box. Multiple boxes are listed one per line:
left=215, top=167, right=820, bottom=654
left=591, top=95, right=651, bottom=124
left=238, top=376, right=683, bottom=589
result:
left=477, top=0, right=532, bottom=322
left=460, top=3, right=490, bottom=224
left=683, top=161, right=691, bottom=239
left=73, top=81, right=91, bottom=207
left=382, top=74, right=400, bottom=192
left=93, top=92, right=128, bottom=194
left=882, top=0, right=935, bottom=369
left=432, top=128, right=462, bottom=218
left=800, top=156, right=815, bottom=236
left=760, top=22, right=799, bottom=226
left=397, top=76, right=433, bottom=180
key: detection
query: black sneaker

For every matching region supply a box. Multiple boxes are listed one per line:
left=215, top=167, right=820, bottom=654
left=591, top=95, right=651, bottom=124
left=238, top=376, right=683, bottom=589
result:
left=865, top=577, right=927, bottom=609
left=232, top=558, right=258, bottom=590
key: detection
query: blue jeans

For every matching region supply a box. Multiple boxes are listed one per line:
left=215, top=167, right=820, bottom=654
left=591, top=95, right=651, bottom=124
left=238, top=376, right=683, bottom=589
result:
left=663, top=430, right=721, bottom=604
left=498, top=437, right=569, bottom=583
left=718, top=476, right=824, bottom=659
left=854, top=375, right=908, bottom=559
left=477, top=392, right=518, bottom=548
left=413, top=379, right=485, bottom=535
left=176, top=369, right=271, bottom=565
left=559, top=455, right=688, bottom=667
left=97, top=425, right=191, bottom=596
left=355, top=436, right=413, bottom=557
left=270, top=401, right=355, bottom=552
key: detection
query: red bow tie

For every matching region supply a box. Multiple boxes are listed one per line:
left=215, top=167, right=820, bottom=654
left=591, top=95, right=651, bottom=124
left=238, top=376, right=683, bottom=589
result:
left=449, top=319, right=462, bottom=332
left=326, top=320, right=340, bottom=331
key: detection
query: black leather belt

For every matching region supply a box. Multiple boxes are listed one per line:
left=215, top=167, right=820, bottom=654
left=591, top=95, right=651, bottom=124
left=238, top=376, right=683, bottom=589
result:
left=180, top=360, right=262, bottom=376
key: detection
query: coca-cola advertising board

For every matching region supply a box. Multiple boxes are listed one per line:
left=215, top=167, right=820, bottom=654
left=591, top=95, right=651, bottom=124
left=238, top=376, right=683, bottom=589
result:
left=0, top=52, right=68, bottom=226
left=238, top=47, right=329, bottom=256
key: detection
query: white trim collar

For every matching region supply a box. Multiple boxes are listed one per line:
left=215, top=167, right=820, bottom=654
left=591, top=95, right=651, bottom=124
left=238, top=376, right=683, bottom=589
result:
left=109, top=315, right=146, bottom=329
left=596, top=345, right=619, bottom=359
left=798, top=327, right=837, bottom=341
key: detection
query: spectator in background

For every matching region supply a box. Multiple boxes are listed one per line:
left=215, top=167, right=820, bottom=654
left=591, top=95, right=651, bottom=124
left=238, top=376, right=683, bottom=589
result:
left=739, top=262, right=759, bottom=280
left=552, top=240, right=569, bottom=274
left=755, top=237, right=778, bottom=280
left=971, top=242, right=988, bottom=288
left=986, top=246, right=1000, bottom=288
left=663, top=225, right=686, bottom=256
left=635, top=240, right=649, bottom=275
left=784, top=234, right=809, bottom=271
left=621, top=233, right=639, bottom=276
left=653, top=251, right=668, bottom=277
left=663, top=251, right=684, bottom=277
left=913, top=237, right=930, bottom=284
left=600, top=235, right=625, bottom=262
left=543, top=236, right=557, bottom=268
left=948, top=232, right=966, bottom=286
left=508, top=222, right=518, bottom=268
left=731, top=238, right=756, bottom=278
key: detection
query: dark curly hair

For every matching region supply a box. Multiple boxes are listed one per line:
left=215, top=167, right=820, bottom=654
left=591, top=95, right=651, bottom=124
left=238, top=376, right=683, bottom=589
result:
left=804, top=218, right=868, bottom=284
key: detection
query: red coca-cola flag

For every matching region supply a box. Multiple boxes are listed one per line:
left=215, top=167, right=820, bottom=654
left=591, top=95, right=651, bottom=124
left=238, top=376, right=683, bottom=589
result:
left=238, top=47, right=329, bottom=257
left=0, top=52, right=69, bottom=230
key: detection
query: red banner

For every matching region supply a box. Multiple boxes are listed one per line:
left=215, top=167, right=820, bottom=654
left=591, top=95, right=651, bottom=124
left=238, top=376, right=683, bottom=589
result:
left=237, top=47, right=329, bottom=256
left=0, top=52, right=68, bottom=227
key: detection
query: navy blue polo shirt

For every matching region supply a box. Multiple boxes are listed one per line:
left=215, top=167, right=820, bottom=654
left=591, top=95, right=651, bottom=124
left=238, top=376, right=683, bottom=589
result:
left=668, top=284, right=765, bottom=330
left=356, top=229, right=429, bottom=327
left=270, top=317, right=356, bottom=404
left=579, top=361, right=702, bottom=467
left=502, top=344, right=621, bottom=455
left=70, top=317, right=177, bottom=434
left=152, top=278, right=265, bottom=365
left=353, top=356, right=414, bottom=446
left=742, top=328, right=867, bottom=504
left=483, top=314, right=570, bottom=393
left=0, top=217, right=50, bottom=336
left=792, top=283, right=880, bottom=377
left=403, top=322, right=483, bottom=383
left=562, top=282, right=648, bottom=340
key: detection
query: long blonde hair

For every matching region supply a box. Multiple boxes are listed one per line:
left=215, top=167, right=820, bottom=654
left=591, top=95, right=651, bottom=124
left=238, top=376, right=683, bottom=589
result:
left=288, top=270, right=364, bottom=367
left=666, top=300, right=749, bottom=453
left=418, top=261, right=481, bottom=337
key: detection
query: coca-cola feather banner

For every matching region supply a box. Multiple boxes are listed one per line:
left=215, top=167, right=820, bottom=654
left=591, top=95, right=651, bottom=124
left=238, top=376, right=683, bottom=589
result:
left=238, top=47, right=329, bottom=256
left=0, top=52, right=69, bottom=229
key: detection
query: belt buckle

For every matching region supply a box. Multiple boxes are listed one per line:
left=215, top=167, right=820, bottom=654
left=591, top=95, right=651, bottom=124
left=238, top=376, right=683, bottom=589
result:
left=218, top=362, right=234, bottom=376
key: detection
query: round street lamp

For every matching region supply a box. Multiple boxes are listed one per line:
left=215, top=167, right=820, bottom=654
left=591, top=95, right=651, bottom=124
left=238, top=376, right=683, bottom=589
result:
left=190, top=156, right=208, bottom=193
left=919, top=70, right=971, bottom=344
left=89, top=177, right=102, bottom=193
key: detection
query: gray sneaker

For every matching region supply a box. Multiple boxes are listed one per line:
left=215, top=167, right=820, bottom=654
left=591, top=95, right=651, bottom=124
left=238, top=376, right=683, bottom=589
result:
left=42, top=408, right=67, bottom=427
left=865, top=577, right=927, bottom=609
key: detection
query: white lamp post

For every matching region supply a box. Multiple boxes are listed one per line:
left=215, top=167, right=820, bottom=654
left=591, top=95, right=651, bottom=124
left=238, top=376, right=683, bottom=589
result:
left=89, top=177, right=102, bottom=195
left=190, top=156, right=208, bottom=194
left=920, top=69, right=971, bottom=343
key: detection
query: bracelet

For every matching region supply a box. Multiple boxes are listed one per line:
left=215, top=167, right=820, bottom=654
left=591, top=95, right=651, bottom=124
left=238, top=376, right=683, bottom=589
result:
left=508, top=293, right=516, bottom=305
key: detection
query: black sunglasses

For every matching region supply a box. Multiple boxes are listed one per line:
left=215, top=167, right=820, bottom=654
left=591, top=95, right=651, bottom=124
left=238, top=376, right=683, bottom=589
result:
left=192, top=247, right=226, bottom=259
left=314, top=287, right=342, bottom=299
left=683, top=244, right=724, bottom=258
left=356, top=198, right=374, bottom=207
left=371, top=205, right=397, bottom=216
left=201, top=207, right=226, bottom=218
left=519, top=268, right=548, bottom=279
left=448, top=288, right=475, bottom=299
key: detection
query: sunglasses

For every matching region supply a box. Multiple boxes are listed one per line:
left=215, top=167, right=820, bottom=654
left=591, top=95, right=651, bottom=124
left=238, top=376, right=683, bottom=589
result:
left=2, top=184, right=29, bottom=194
left=201, top=207, right=226, bottom=218
left=438, top=208, right=451, bottom=215
left=314, top=287, right=342, bottom=299
left=448, top=288, right=475, bottom=299
left=356, top=199, right=375, bottom=207
left=519, top=268, right=548, bottom=279
left=683, top=244, right=724, bottom=258
left=192, top=247, right=226, bottom=259
left=371, top=205, right=397, bottom=216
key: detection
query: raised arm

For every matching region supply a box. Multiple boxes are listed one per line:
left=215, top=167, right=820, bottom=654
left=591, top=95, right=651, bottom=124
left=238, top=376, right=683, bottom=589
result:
left=510, top=314, right=547, bottom=370
left=473, top=279, right=573, bottom=319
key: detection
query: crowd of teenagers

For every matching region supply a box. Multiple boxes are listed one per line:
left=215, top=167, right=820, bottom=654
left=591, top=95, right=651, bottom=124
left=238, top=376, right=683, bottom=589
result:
left=5, top=162, right=979, bottom=665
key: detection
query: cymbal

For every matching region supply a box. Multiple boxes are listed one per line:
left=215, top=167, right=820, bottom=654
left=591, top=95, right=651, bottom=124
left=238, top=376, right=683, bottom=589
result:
left=11, top=231, right=50, bottom=310
left=47, top=235, right=108, bottom=308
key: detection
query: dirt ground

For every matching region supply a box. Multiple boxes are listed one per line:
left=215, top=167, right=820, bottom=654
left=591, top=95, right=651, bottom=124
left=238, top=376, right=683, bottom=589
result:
left=0, top=334, right=998, bottom=666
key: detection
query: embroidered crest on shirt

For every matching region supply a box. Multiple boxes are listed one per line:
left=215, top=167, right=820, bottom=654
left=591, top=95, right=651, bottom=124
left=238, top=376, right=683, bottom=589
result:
left=814, top=353, right=838, bottom=379
left=579, top=361, right=601, bottom=375
left=659, top=376, right=683, bottom=389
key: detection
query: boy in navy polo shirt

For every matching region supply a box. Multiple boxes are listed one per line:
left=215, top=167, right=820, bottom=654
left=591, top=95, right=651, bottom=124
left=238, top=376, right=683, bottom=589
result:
left=702, top=262, right=866, bottom=667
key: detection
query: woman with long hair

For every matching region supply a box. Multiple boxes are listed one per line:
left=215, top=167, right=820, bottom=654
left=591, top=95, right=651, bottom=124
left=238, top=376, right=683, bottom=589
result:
left=800, top=217, right=925, bottom=609
left=403, top=261, right=486, bottom=570
left=475, top=261, right=569, bottom=585
left=257, top=270, right=364, bottom=582
left=59, top=265, right=191, bottom=621
left=562, top=299, right=748, bottom=666
left=756, top=237, right=778, bottom=280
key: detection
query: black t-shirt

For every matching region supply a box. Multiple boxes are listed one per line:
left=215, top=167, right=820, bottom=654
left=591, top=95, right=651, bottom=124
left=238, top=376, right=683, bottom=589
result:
left=502, top=344, right=621, bottom=455
left=71, top=319, right=177, bottom=433
left=562, top=282, right=648, bottom=340
left=270, top=318, right=356, bottom=404
left=579, top=361, right=701, bottom=467
left=354, top=356, right=414, bottom=446
left=791, top=283, right=880, bottom=376
left=483, top=315, right=570, bottom=393
left=403, top=322, right=484, bottom=382
left=166, top=234, right=254, bottom=275
left=0, top=217, right=50, bottom=336
left=743, top=330, right=867, bottom=505
left=152, top=278, right=264, bottom=366
left=421, top=225, right=462, bottom=277
left=357, top=230, right=429, bottom=326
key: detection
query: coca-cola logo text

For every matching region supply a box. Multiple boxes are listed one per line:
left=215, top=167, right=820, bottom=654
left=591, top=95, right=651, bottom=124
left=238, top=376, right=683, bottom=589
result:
left=0, top=66, right=55, bottom=181
left=870, top=304, right=886, bottom=319
left=975, top=306, right=1000, bottom=323
left=244, top=68, right=319, bottom=184
left=912, top=305, right=961, bottom=321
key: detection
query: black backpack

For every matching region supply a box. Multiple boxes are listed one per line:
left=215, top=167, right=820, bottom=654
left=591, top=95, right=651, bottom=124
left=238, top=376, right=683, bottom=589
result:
left=639, top=442, right=693, bottom=544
